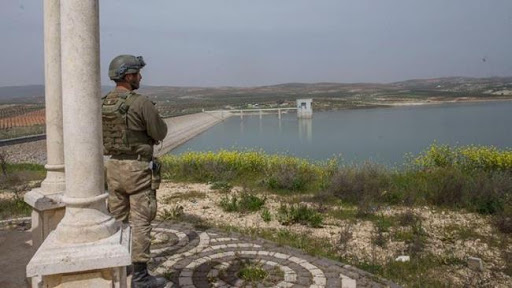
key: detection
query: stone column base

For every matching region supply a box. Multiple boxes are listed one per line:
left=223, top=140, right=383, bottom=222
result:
left=43, top=267, right=126, bottom=288
left=24, top=188, right=66, bottom=251
left=27, top=225, right=131, bottom=288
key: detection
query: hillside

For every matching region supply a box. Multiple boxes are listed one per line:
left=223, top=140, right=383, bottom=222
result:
left=1, top=77, right=512, bottom=116
left=0, top=86, right=113, bottom=104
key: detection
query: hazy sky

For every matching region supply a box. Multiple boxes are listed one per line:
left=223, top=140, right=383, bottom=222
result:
left=2, top=0, right=512, bottom=87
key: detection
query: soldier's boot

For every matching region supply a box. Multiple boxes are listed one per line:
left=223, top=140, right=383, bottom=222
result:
left=131, top=262, right=167, bottom=288
left=126, top=264, right=133, bottom=276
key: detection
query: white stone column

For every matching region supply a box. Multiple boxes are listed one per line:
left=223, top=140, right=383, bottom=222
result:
left=24, top=0, right=66, bottom=252
left=27, top=1, right=131, bottom=287
left=56, top=0, right=117, bottom=243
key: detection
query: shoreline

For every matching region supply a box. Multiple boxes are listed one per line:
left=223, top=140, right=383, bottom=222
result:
left=313, top=97, right=512, bottom=112
left=360, top=97, right=512, bottom=108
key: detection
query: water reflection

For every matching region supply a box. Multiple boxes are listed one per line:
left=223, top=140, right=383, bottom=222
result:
left=298, top=118, right=312, bottom=143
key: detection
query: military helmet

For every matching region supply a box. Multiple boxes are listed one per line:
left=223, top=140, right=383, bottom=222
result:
left=108, top=55, right=146, bottom=80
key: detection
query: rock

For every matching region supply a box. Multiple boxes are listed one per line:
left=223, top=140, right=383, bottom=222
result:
left=467, top=257, right=483, bottom=271
left=395, top=255, right=410, bottom=262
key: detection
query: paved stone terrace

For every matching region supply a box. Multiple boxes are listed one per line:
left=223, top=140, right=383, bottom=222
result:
left=0, top=218, right=399, bottom=287
left=149, top=222, right=400, bottom=288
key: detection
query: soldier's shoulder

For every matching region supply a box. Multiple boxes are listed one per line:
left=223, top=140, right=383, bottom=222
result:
left=129, top=92, right=157, bottom=113
left=129, top=91, right=151, bottom=103
left=102, top=90, right=118, bottom=99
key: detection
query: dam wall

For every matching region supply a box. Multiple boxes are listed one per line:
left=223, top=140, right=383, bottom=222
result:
left=154, top=111, right=232, bottom=156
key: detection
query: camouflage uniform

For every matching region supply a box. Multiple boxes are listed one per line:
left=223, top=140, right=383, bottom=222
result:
left=103, top=88, right=167, bottom=263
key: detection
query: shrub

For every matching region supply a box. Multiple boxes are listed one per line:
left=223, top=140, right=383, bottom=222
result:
left=328, top=162, right=391, bottom=205
left=407, top=220, right=427, bottom=255
left=494, top=206, right=512, bottom=234
left=425, top=167, right=468, bottom=208
left=397, top=210, right=420, bottom=227
left=415, top=143, right=512, bottom=172
left=238, top=193, right=266, bottom=212
left=468, top=171, right=510, bottom=214
left=161, top=150, right=326, bottom=192
left=160, top=147, right=511, bottom=226
left=277, top=203, right=323, bottom=227
left=371, top=216, right=393, bottom=248
left=219, top=192, right=266, bottom=213
left=372, top=229, right=388, bottom=248
left=219, top=195, right=239, bottom=212
left=210, top=181, right=233, bottom=193
left=337, top=223, right=353, bottom=252
left=265, top=157, right=318, bottom=192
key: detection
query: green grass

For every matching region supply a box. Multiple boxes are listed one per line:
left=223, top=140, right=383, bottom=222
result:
left=0, top=196, right=31, bottom=220
left=0, top=164, right=45, bottom=191
left=0, top=162, right=44, bottom=220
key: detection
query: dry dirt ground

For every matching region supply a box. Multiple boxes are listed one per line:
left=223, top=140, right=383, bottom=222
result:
left=156, top=181, right=512, bottom=288
left=0, top=218, right=32, bottom=288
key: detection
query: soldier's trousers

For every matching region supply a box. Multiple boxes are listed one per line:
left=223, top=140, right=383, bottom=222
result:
left=105, top=159, right=157, bottom=263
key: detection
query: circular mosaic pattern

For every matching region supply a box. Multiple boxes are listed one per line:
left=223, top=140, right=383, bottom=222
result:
left=149, top=223, right=398, bottom=288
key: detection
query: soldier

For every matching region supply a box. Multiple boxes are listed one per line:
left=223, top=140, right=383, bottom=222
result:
left=102, top=55, right=168, bottom=288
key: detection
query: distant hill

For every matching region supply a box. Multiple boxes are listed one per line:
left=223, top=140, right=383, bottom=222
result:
left=0, top=85, right=45, bottom=104
left=1, top=77, right=511, bottom=106
left=0, top=85, right=113, bottom=104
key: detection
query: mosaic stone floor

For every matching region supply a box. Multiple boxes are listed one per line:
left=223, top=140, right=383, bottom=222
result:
left=148, top=222, right=400, bottom=288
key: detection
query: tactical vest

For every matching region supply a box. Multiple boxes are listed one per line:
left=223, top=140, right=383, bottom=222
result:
left=101, top=91, right=152, bottom=155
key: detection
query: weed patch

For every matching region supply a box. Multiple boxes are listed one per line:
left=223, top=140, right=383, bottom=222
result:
left=260, top=208, right=272, bottom=222
left=237, top=260, right=268, bottom=282
left=378, top=255, right=457, bottom=287
left=219, top=192, right=266, bottom=213
left=397, top=210, right=421, bottom=226
left=158, top=205, right=184, bottom=220
left=277, top=203, right=323, bottom=227
left=337, top=223, right=353, bottom=252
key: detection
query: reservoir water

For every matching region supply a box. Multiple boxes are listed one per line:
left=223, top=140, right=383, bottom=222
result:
left=171, top=101, right=512, bottom=166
